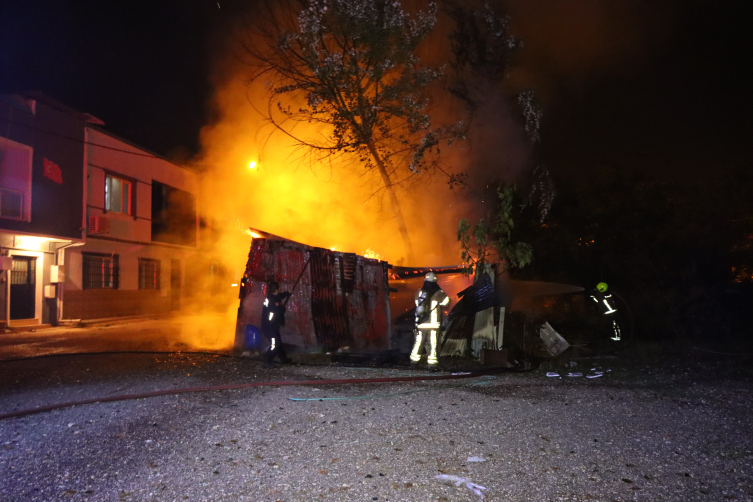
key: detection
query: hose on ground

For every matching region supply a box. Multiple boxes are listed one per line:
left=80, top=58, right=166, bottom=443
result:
left=0, top=366, right=523, bottom=421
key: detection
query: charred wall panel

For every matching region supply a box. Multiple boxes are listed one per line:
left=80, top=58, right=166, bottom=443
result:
left=245, top=239, right=268, bottom=281
left=367, top=261, right=391, bottom=348
left=236, top=235, right=391, bottom=352
left=237, top=239, right=316, bottom=348
left=309, top=248, right=352, bottom=349
left=273, top=246, right=314, bottom=347
left=346, top=290, right=368, bottom=349
left=275, top=248, right=305, bottom=283
left=352, top=260, right=391, bottom=349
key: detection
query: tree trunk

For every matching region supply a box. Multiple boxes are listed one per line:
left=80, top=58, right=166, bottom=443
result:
left=366, top=141, right=416, bottom=265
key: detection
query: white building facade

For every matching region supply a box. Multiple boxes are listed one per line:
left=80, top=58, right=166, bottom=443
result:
left=2, top=93, right=200, bottom=327
left=60, top=127, right=199, bottom=320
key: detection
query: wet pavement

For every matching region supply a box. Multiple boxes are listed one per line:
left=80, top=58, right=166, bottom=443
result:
left=0, top=314, right=236, bottom=361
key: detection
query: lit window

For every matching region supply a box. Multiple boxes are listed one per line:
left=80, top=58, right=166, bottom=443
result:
left=138, top=258, right=161, bottom=290
left=105, top=174, right=132, bottom=215
left=82, top=253, right=119, bottom=289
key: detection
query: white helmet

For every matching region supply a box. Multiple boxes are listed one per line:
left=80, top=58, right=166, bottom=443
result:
left=425, top=272, right=437, bottom=282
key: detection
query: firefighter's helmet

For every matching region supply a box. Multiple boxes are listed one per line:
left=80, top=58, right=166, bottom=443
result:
left=425, top=272, right=437, bottom=282
left=596, top=282, right=609, bottom=293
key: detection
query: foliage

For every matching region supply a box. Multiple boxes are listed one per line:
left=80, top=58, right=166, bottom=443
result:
left=444, top=0, right=521, bottom=103
left=457, top=183, right=533, bottom=277
left=269, top=0, right=448, bottom=172
left=444, top=0, right=541, bottom=143
left=244, top=0, right=471, bottom=264
left=242, top=0, right=534, bottom=264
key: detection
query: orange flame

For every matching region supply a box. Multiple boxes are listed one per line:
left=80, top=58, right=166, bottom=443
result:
left=194, top=74, right=475, bottom=272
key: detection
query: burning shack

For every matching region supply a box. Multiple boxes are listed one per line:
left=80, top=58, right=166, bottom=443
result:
left=234, top=230, right=392, bottom=352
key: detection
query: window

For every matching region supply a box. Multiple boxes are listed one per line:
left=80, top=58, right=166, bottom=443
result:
left=82, top=253, right=119, bottom=289
left=105, top=174, right=131, bottom=215
left=151, top=180, right=197, bottom=246
left=0, top=139, right=33, bottom=221
left=0, top=188, right=24, bottom=220
left=138, top=258, right=161, bottom=290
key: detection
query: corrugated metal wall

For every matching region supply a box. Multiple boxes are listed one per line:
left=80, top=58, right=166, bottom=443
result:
left=237, top=238, right=391, bottom=351
left=309, top=247, right=351, bottom=349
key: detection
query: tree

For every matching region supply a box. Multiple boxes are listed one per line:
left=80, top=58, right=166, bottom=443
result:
left=457, top=164, right=554, bottom=278
left=446, top=0, right=548, bottom=279
left=457, top=183, right=532, bottom=277
left=242, top=0, right=461, bottom=265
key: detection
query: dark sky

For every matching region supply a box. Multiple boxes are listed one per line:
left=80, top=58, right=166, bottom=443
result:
left=2, top=0, right=751, bottom=177
left=0, top=0, right=228, bottom=157
left=517, top=0, right=753, bottom=179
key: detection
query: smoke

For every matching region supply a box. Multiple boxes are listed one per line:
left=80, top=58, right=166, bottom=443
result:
left=177, top=0, right=537, bottom=350
left=172, top=0, right=684, bottom=350
left=194, top=74, right=483, bottom=265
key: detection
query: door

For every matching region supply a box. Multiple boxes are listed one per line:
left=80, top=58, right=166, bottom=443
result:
left=170, top=259, right=181, bottom=310
left=10, top=256, right=36, bottom=319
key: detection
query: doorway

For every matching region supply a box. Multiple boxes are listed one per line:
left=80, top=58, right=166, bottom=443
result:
left=10, top=256, right=36, bottom=319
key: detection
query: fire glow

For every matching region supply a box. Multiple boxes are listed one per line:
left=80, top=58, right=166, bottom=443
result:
left=180, top=1, right=531, bottom=351
left=196, top=77, right=474, bottom=271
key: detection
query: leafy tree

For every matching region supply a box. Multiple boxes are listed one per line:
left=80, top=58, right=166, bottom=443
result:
left=447, top=0, right=548, bottom=279
left=457, top=183, right=537, bottom=278
left=241, top=0, right=532, bottom=265
left=242, top=0, right=464, bottom=265
left=443, top=0, right=540, bottom=143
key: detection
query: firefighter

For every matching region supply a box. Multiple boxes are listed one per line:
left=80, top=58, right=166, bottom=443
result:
left=261, top=281, right=292, bottom=368
left=590, top=282, right=622, bottom=341
left=411, top=272, right=450, bottom=368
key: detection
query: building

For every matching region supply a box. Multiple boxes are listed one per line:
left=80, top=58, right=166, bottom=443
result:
left=63, top=125, right=199, bottom=320
left=0, top=93, right=199, bottom=328
left=0, top=94, right=88, bottom=329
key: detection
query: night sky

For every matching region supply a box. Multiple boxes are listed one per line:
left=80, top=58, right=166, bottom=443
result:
left=2, top=0, right=751, bottom=177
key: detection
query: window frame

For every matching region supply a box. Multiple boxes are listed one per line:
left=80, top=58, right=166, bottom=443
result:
left=151, top=180, right=197, bottom=246
left=138, top=258, right=161, bottom=290
left=104, top=173, right=133, bottom=215
left=82, top=252, right=119, bottom=290
left=0, top=138, right=33, bottom=222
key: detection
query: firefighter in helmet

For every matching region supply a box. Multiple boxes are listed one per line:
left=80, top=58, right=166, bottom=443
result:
left=411, top=272, right=450, bottom=367
left=590, top=282, right=622, bottom=341
left=261, top=281, right=292, bottom=368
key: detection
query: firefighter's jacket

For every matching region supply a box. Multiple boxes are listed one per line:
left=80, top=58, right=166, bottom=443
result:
left=590, top=290, right=618, bottom=316
left=261, top=291, right=290, bottom=337
left=415, top=282, right=450, bottom=329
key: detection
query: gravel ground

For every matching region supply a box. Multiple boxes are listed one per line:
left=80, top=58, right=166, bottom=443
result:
left=1, top=350, right=753, bottom=502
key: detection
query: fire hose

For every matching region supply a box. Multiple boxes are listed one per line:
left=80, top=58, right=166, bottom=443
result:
left=0, top=366, right=525, bottom=421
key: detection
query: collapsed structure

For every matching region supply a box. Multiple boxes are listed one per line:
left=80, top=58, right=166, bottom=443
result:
left=234, top=229, right=590, bottom=360
left=234, top=230, right=392, bottom=352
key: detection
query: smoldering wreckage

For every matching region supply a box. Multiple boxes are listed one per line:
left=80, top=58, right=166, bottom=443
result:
left=235, top=229, right=627, bottom=369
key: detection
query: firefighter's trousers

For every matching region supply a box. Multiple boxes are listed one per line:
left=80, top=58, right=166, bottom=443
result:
left=264, top=334, right=289, bottom=364
left=410, top=326, right=439, bottom=366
